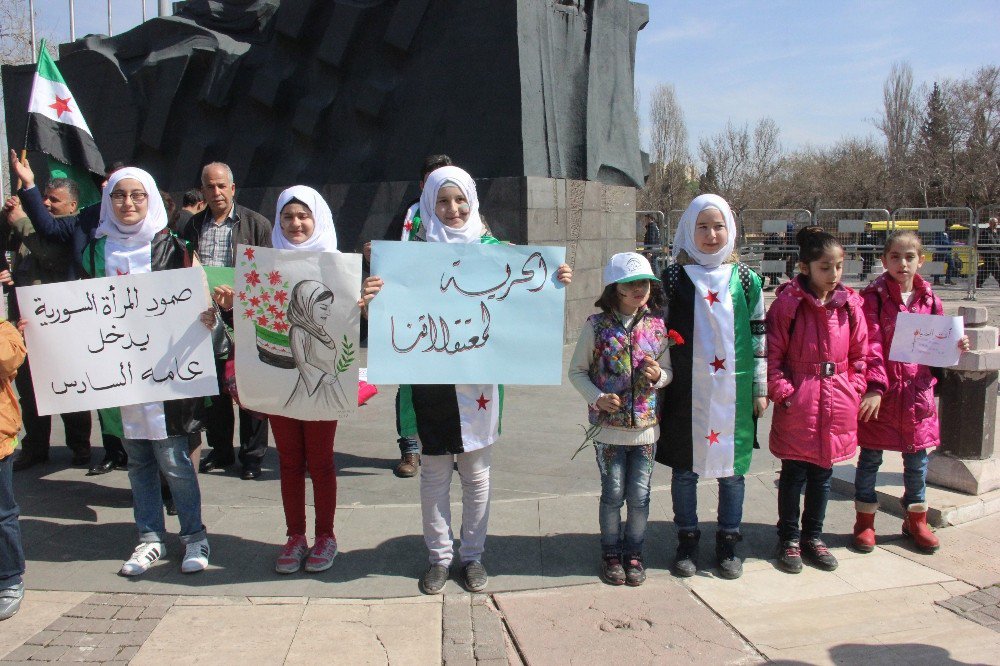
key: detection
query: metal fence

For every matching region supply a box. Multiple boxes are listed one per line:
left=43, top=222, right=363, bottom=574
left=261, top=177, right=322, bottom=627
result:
left=974, top=205, right=1000, bottom=299
left=892, top=207, right=975, bottom=299
left=737, top=209, right=812, bottom=288
left=814, top=209, right=891, bottom=288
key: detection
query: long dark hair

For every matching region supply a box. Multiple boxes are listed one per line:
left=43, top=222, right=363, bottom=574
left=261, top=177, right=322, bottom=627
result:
left=796, top=226, right=842, bottom=264
left=594, top=280, right=665, bottom=314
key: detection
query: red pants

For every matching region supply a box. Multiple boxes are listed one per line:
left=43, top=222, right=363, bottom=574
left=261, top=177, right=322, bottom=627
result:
left=270, top=415, right=338, bottom=539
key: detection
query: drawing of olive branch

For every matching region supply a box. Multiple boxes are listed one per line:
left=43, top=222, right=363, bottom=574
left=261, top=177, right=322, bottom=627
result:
left=336, top=335, right=355, bottom=373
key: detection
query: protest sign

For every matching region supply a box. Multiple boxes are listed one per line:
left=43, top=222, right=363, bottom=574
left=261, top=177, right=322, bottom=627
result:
left=17, top=268, right=218, bottom=416
left=233, top=245, right=361, bottom=421
left=888, top=312, right=965, bottom=367
left=367, top=241, right=567, bottom=384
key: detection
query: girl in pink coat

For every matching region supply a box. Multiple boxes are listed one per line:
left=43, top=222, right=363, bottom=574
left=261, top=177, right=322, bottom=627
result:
left=766, top=227, right=870, bottom=574
left=853, top=230, right=969, bottom=554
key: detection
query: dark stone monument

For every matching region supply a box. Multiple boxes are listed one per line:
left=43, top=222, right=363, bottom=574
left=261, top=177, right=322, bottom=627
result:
left=3, top=0, right=648, bottom=340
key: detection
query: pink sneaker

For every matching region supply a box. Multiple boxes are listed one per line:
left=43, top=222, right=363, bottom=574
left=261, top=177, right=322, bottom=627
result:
left=275, top=535, right=309, bottom=574
left=304, top=535, right=338, bottom=573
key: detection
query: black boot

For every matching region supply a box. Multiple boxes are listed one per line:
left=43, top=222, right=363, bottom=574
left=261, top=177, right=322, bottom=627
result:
left=715, top=531, right=743, bottom=579
left=672, top=529, right=700, bottom=577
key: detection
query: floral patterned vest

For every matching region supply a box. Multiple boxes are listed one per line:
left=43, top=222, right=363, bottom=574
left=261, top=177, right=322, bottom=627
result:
left=587, top=309, right=666, bottom=429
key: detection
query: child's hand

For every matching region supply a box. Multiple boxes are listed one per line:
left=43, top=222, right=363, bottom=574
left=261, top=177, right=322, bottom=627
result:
left=15, top=319, right=27, bottom=336
left=595, top=393, right=621, bottom=413
left=556, top=263, right=572, bottom=285
left=362, top=241, right=372, bottom=263
left=0, top=269, right=12, bottom=286
left=640, top=356, right=661, bottom=383
left=859, top=391, right=881, bottom=422
left=200, top=307, right=217, bottom=330
left=753, top=396, right=769, bottom=417
left=359, top=276, right=383, bottom=309
left=213, top=285, right=235, bottom=311
left=958, top=335, right=970, bottom=352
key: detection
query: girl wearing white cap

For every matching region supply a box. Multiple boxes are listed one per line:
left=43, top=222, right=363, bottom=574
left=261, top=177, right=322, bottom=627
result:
left=361, top=166, right=572, bottom=594
left=657, top=194, right=768, bottom=581
left=80, top=167, right=215, bottom=577
left=568, top=252, right=674, bottom=586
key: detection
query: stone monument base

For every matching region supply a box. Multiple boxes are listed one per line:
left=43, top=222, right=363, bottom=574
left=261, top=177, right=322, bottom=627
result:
left=234, top=176, right=637, bottom=343
left=927, top=452, right=1000, bottom=496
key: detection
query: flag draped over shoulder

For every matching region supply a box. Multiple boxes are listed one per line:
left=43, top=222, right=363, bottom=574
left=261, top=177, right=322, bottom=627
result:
left=25, top=42, right=105, bottom=176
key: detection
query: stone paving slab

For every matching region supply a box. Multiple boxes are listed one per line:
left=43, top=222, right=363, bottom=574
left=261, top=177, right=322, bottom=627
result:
left=937, top=584, right=1000, bottom=633
left=494, top=578, right=763, bottom=665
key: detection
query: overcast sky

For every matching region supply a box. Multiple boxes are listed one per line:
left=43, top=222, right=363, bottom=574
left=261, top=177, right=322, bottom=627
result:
left=30, top=0, right=1000, bottom=160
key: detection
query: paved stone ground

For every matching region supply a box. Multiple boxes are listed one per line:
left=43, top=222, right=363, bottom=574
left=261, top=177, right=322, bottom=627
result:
left=2, top=287, right=1000, bottom=663
left=938, top=585, right=1000, bottom=633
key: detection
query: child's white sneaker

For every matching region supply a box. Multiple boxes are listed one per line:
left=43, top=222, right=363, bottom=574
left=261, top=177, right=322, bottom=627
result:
left=181, top=539, right=210, bottom=573
left=120, top=542, right=165, bottom=577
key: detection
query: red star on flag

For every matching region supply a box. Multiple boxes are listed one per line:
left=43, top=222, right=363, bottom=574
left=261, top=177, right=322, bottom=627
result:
left=403, top=219, right=413, bottom=233
left=476, top=393, right=490, bottom=410
left=710, top=356, right=726, bottom=373
left=49, top=95, right=72, bottom=118
left=115, top=268, right=129, bottom=276
left=704, top=290, right=721, bottom=306
left=705, top=430, right=721, bottom=445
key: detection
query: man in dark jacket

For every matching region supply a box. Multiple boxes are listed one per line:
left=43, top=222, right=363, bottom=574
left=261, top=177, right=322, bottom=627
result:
left=977, top=217, right=1000, bottom=288
left=181, top=162, right=272, bottom=480
left=2, top=166, right=92, bottom=471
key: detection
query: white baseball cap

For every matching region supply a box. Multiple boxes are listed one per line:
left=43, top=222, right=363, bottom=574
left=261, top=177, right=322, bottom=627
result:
left=602, top=252, right=660, bottom=287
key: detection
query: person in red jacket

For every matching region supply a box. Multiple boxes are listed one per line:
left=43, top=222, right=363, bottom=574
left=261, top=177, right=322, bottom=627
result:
left=766, top=227, right=870, bottom=574
left=853, top=230, right=969, bottom=554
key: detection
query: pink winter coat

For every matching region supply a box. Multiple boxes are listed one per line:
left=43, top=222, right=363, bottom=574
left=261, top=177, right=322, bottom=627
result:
left=766, top=276, right=869, bottom=468
left=857, top=273, right=940, bottom=453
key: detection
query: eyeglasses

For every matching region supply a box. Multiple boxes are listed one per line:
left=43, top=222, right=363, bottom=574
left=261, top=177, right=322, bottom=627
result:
left=110, top=191, right=148, bottom=204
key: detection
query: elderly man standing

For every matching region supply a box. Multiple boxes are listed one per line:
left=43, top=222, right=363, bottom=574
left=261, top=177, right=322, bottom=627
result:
left=182, top=162, right=272, bottom=480
left=2, top=169, right=92, bottom=471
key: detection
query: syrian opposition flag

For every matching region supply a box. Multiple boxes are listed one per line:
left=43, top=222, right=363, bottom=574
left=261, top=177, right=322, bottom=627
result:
left=401, top=383, right=502, bottom=453
left=25, top=41, right=105, bottom=176
left=684, top=264, right=754, bottom=478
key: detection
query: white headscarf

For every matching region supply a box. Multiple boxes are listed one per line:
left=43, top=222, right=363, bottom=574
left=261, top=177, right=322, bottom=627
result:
left=673, top=194, right=737, bottom=269
left=419, top=166, right=484, bottom=244
left=95, top=167, right=168, bottom=248
left=271, top=185, right=339, bottom=253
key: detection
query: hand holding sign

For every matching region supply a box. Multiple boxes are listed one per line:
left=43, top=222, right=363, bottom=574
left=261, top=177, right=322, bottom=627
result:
left=888, top=312, right=966, bottom=367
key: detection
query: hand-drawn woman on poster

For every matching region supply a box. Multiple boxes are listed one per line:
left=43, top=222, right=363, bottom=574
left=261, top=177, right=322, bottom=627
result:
left=285, top=280, right=350, bottom=410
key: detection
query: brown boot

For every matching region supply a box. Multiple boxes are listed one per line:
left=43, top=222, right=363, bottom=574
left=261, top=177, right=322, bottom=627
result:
left=852, top=501, right=878, bottom=553
left=902, top=502, right=940, bottom=553
left=394, top=452, right=420, bottom=478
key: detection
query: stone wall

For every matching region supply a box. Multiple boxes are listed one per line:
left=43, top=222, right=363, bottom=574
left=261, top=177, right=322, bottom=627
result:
left=234, top=176, right=636, bottom=343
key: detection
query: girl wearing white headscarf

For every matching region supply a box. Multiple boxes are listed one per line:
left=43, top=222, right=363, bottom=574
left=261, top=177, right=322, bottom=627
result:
left=360, top=165, right=573, bottom=595
left=215, top=185, right=343, bottom=575
left=656, top=194, right=768, bottom=581
left=81, top=167, right=213, bottom=579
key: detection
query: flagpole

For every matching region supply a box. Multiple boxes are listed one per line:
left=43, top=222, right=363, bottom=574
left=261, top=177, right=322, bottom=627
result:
left=69, top=0, right=76, bottom=41
left=108, top=0, right=113, bottom=37
left=141, top=0, right=146, bottom=22
left=28, top=0, right=37, bottom=63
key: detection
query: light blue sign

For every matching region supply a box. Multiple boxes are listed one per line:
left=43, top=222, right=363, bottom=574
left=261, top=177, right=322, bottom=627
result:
left=367, top=241, right=567, bottom=385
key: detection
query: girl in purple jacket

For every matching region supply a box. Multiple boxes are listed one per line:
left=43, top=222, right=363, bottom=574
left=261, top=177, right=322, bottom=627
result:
left=853, top=230, right=969, bottom=554
left=766, top=227, right=870, bottom=575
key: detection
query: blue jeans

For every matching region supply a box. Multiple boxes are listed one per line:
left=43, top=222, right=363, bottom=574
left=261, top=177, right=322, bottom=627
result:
left=854, top=447, right=929, bottom=507
left=777, top=459, right=832, bottom=542
left=123, top=436, right=206, bottom=544
left=0, top=453, right=24, bottom=587
left=671, top=469, right=745, bottom=533
left=595, top=442, right=655, bottom=556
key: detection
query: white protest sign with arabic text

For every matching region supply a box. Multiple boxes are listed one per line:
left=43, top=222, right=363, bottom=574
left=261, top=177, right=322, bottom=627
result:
left=888, top=312, right=965, bottom=367
left=18, top=268, right=218, bottom=416
left=367, top=241, right=567, bottom=385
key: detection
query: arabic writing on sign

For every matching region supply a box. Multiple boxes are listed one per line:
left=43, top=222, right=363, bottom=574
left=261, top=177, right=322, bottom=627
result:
left=888, top=312, right=965, bottom=368
left=17, top=268, right=219, bottom=417
left=367, top=241, right=567, bottom=385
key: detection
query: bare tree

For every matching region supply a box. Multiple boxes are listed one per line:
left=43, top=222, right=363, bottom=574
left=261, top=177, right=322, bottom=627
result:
left=697, top=118, right=783, bottom=210
left=639, top=84, right=692, bottom=214
left=0, top=0, right=33, bottom=66
left=875, top=61, right=919, bottom=207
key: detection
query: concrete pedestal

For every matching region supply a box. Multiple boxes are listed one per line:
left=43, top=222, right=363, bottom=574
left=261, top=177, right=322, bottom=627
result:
left=238, top=176, right=637, bottom=343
